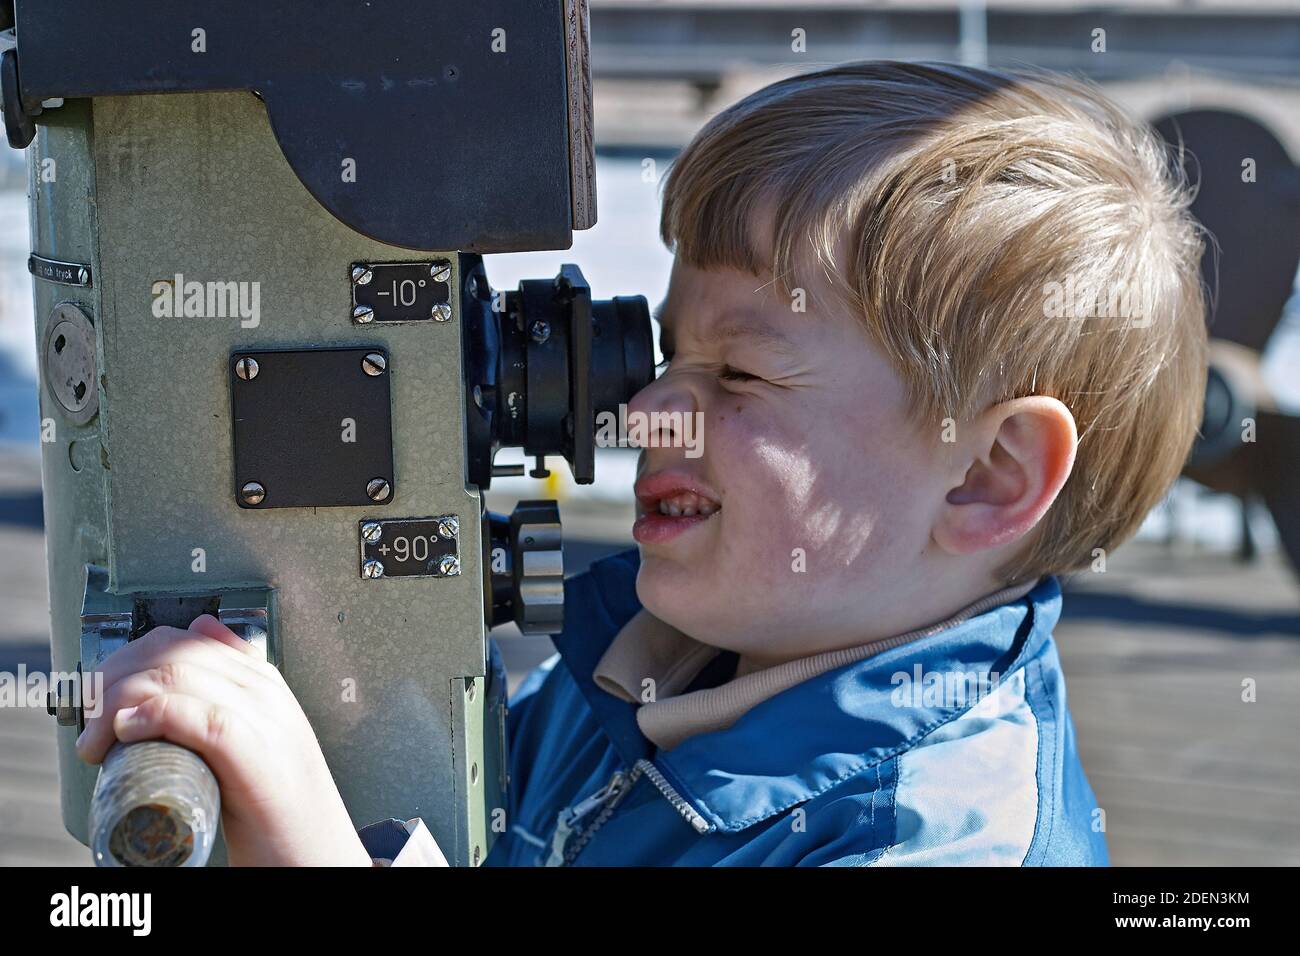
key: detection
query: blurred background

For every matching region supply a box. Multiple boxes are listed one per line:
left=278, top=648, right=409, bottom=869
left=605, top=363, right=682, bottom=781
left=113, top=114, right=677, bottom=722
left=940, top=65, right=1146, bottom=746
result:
left=2, top=0, right=1298, bottom=865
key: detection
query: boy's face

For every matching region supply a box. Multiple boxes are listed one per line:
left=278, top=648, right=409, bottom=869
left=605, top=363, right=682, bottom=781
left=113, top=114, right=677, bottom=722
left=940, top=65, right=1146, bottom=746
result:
left=629, top=257, right=958, bottom=662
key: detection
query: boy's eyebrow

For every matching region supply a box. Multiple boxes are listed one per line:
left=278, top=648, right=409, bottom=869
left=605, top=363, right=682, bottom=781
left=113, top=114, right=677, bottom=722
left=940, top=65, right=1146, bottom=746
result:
left=654, top=303, right=799, bottom=356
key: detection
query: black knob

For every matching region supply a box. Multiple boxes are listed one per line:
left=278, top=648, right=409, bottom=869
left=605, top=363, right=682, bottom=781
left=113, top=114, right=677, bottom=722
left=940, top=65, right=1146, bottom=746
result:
left=484, top=500, right=564, bottom=635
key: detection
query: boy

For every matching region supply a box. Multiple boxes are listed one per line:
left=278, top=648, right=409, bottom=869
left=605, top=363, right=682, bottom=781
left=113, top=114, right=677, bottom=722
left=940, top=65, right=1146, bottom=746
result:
left=76, top=61, right=1207, bottom=865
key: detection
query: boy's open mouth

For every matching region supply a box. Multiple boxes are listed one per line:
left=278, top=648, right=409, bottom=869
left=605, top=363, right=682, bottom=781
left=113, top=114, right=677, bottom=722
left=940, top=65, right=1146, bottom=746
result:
left=633, top=472, right=722, bottom=544
left=651, top=491, right=719, bottom=517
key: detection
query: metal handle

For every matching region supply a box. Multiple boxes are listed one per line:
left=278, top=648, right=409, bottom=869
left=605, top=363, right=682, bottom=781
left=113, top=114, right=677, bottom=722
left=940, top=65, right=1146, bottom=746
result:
left=89, top=740, right=220, bottom=867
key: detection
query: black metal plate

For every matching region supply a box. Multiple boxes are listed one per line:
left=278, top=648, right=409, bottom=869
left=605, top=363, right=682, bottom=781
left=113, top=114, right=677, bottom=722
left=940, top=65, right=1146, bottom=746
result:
left=230, top=347, right=394, bottom=509
left=353, top=261, right=450, bottom=323
left=359, top=517, right=460, bottom=578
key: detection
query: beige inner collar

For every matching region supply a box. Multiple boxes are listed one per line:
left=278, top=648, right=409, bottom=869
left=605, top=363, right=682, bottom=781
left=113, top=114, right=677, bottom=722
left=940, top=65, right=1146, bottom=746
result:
left=592, top=579, right=1040, bottom=752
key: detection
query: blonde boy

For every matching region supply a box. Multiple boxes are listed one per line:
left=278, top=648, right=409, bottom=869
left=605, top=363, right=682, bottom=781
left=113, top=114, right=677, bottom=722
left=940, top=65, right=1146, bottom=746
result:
left=78, top=62, right=1206, bottom=866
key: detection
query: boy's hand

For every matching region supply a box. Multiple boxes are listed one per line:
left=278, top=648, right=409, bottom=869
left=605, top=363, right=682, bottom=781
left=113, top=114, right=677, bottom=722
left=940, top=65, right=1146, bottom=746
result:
left=75, top=614, right=373, bottom=867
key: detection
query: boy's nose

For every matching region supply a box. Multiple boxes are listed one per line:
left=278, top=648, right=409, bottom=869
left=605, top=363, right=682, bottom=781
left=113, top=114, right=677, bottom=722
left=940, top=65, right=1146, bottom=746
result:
left=626, top=375, right=699, bottom=453
left=627, top=374, right=696, bottom=420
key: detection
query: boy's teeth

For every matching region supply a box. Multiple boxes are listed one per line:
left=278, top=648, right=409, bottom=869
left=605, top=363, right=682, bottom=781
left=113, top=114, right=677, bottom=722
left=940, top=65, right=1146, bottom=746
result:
left=656, top=491, right=720, bottom=517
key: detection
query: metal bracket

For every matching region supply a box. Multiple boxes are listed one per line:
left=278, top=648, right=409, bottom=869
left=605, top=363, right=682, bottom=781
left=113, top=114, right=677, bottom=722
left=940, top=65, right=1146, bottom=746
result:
left=50, top=565, right=277, bottom=731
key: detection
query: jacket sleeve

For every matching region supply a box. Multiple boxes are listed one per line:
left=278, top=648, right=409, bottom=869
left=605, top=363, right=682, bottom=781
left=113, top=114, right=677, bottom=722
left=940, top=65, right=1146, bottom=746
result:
left=787, top=665, right=1065, bottom=866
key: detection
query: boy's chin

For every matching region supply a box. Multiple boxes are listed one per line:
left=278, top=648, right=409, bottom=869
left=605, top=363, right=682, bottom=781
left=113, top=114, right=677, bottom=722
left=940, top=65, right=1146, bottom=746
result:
left=634, top=563, right=754, bottom=650
left=635, top=554, right=719, bottom=624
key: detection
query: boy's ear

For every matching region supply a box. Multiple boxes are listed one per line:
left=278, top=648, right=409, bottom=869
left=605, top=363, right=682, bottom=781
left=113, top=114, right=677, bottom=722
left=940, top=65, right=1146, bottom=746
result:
left=933, top=396, right=1078, bottom=557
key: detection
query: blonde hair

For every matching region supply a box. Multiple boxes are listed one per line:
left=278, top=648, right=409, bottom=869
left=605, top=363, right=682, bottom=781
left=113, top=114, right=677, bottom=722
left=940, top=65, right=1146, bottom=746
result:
left=659, top=60, right=1208, bottom=582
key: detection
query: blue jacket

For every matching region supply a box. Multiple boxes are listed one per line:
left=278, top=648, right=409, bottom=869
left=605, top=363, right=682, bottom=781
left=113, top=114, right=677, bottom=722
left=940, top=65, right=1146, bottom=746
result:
left=483, top=547, right=1108, bottom=866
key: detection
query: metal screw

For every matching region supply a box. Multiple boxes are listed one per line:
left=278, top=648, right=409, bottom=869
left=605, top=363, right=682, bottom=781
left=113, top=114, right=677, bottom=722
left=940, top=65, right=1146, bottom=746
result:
left=361, top=352, right=387, bottom=376
left=353, top=304, right=375, bottom=324
left=430, top=302, right=452, bottom=322
left=77, top=267, right=90, bottom=286
left=361, top=521, right=383, bottom=543
left=438, top=554, right=460, bottom=576
left=240, top=481, right=266, bottom=505
left=430, top=260, right=452, bottom=283
left=351, top=264, right=373, bottom=285
left=530, top=319, right=550, bottom=343
left=366, top=477, right=391, bottom=501
left=437, top=515, right=459, bottom=539
left=362, top=559, right=385, bottom=579
left=234, top=356, right=259, bottom=381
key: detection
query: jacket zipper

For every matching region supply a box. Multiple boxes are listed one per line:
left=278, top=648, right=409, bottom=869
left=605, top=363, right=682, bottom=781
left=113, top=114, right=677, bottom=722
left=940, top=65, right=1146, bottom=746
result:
left=543, top=758, right=712, bottom=866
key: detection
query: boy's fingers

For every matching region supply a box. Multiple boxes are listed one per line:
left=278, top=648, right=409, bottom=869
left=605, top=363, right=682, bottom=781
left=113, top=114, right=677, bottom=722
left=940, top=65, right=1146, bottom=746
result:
left=76, top=661, right=251, bottom=765
left=107, top=692, right=260, bottom=787
left=95, top=625, right=266, bottom=690
left=187, top=614, right=265, bottom=659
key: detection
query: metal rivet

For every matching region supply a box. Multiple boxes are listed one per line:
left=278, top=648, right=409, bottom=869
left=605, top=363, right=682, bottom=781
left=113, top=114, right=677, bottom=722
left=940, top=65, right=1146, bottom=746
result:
left=438, top=554, right=460, bottom=576
left=234, top=356, right=259, bottom=381
left=437, top=515, right=459, bottom=539
left=362, top=559, right=385, bottom=579
left=352, top=304, right=375, bottom=324
left=351, top=264, right=373, bottom=286
left=366, top=477, right=391, bottom=501
left=240, top=481, right=266, bottom=505
left=530, top=319, right=550, bottom=343
left=362, top=352, right=387, bottom=376
left=361, top=521, right=383, bottom=543
left=431, top=302, right=452, bottom=322
left=430, top=260, right=452, bottom=284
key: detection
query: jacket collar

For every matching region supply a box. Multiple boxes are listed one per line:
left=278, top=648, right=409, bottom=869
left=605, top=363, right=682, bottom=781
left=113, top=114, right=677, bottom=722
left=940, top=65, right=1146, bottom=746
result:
left=550, top=547, right=1061, bottom=833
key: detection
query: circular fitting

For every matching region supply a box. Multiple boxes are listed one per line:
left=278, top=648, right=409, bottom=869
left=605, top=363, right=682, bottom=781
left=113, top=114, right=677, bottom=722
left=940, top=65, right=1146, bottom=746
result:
left=352, top=304, right=375, bottom=324
left=234, top=356, right=259, bottom=381
left=430, top=261, right=452, bottom=284
left=431, top=302, right=453, bottom=322
left=362, top=559, right=385, bottom=579
left=361, top=521, right=383, bottom=543
left=351, top=264, right=373, bottom=286
left=361, top=352, right=387, bottom=377
left=42, top=302, right=99, bottom=425
left=366, top=477, right=391, bottom=502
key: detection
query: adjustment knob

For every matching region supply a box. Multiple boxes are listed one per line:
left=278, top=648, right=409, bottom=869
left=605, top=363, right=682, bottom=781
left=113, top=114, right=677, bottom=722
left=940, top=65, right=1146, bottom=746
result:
left=485, top=500, right=564, bottom=635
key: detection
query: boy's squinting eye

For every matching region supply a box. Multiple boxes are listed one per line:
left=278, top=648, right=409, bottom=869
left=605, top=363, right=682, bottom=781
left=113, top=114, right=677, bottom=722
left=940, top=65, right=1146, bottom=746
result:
left=719, top=364, right=759, bottom=383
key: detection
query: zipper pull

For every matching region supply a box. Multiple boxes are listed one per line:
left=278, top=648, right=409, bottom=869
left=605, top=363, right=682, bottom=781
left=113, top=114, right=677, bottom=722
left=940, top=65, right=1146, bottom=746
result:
left=541, top=770, right=627, bottom=866
left=567, top=770, right=627, bottom=821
